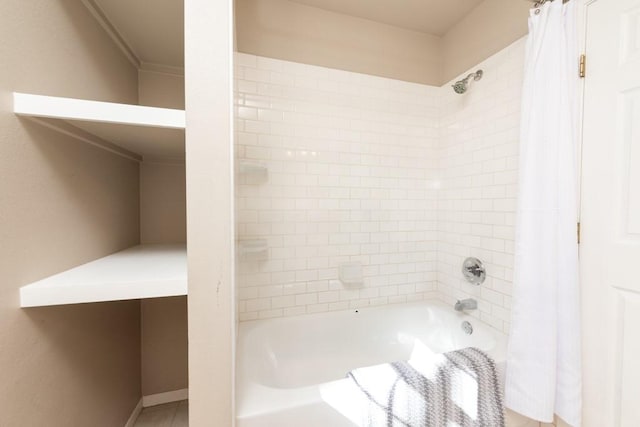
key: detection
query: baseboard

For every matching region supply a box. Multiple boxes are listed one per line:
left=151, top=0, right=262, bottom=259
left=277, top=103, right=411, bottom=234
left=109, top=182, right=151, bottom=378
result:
left=124, top=398, right=143, bottom=427
left=142, top=388, right=189, bottom=408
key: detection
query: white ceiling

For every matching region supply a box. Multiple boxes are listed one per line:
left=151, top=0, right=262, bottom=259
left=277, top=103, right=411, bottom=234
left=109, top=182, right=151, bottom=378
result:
left=287, top=0, right=485, bottom=36
left=93, top=0, right=184, bottom=68
left=90, top=0, right=483, bottom=70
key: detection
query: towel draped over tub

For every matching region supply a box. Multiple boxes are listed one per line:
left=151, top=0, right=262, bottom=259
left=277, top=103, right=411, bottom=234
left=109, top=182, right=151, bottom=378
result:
left=346, top=347, right=504, bottom=427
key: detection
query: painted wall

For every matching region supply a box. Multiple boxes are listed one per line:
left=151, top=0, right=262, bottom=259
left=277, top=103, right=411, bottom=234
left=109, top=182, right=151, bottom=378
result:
left=139, top=161, right=187, bottom=244
left=140, top=295, right=188, bottom=396
left=235, top=0, right=442, bottom=85
left=138, top=70, right=188, bottom=397
left=138, top=69, right=185, bottom=110
left=0, top=1, right=141, bottom=426
left=235, top=0, right=530, bottom=86
left=139, top=162, right=188, bottom=397
left=437, top=38, right=525, bottom=335
left=441, top=0, right=530, bottom=83
left=235, top=53, right=440, bottom=320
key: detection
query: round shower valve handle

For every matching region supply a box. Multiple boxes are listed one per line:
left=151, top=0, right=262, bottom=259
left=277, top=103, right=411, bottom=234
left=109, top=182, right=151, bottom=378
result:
left=462, top=257, right=486, bottom=285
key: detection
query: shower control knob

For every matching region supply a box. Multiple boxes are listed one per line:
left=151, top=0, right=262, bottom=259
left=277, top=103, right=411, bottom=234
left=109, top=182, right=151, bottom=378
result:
left=462, top=257, right=486, bottom=285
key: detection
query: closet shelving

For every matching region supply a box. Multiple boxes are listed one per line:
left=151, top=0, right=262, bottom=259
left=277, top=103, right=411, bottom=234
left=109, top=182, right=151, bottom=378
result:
left=20, top=245, right=187, bottom=307
left=14, top=93, right=188, bottom=307
left=13, top=92, right=186, bottom=161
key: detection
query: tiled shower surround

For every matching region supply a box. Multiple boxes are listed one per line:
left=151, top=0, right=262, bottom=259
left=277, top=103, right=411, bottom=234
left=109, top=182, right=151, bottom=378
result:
left=235, top=39, right=525, bottom=334
left=438, top=40, right=525, bottom=334
left=234, top=53, right=441, bottom=320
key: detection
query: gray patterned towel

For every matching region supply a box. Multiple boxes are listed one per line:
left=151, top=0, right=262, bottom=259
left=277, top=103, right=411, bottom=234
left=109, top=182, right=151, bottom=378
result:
left=346, top=347, right=504, bottom=427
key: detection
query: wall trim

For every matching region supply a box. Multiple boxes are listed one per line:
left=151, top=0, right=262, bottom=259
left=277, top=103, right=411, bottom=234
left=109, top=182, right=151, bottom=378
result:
left=81, top=0, right=141, bottom=69
left=82, top=1, right=185, bottom=76
left=140, top=62, right=185, bottom=77
left=124, top=398, right=143, bottom=427
left=143, top=155, right=186, bottom=165
left=142, top=388, right=189, bottom=408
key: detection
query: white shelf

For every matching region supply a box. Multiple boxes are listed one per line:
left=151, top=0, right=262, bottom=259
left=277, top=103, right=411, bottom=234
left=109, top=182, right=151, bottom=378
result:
left=20, top=244, right=187, bottom=307
left=13, top=92, right=185, bottom=161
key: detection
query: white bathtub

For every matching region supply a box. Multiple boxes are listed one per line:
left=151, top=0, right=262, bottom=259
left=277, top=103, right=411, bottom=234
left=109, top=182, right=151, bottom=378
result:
left=236, top=300, right=509, bottom=427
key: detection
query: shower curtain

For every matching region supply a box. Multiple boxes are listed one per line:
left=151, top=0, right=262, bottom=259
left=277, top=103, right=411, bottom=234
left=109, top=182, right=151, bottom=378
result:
left=505, top=1, right=581, bottom=426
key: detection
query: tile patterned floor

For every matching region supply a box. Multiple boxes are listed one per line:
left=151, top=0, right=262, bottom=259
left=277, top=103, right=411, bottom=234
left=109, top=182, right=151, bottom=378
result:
left=134, top=400, right=188, bottom=427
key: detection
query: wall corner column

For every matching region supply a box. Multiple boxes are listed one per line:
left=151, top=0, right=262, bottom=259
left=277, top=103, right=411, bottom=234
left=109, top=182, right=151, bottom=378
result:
left=185, top=0, right=235, bottom=425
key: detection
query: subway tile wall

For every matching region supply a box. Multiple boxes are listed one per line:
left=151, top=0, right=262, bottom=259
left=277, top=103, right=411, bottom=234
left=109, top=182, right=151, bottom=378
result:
left=437, top=39, right=525, bottom=334
left=234, top=53, right=440, bottom=321
left=234, top=38, right=525, bottom=332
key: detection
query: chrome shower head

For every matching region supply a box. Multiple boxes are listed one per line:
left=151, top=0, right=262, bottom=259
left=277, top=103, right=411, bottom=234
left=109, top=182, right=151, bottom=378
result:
left=452, top=69, right=483, bottom=94
left=452, top=80, right=468, bottom=94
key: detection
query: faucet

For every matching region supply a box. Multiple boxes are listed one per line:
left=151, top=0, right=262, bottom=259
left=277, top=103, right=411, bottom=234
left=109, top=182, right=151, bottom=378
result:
left=454, top=298, right=477, bottom=312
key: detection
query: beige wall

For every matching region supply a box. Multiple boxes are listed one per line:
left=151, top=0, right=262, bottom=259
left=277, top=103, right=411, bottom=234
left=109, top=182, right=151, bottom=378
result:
left=441, top=0, right=530, bottom=82
left=138, top=70, right=188, bottom=397
left=235, top=0, right=531, bottom=86
left=139, top=160, right=188, bottom=396
left=235, top=0, right=442, bottom=85
left=186, top=0, right=235, bottom=424
left=138, top=69, right=185, bottom=110
left=141, top=296, right=188, bottom=395
left=140, top=161, right=187, bottom=244
left=0, top=1, right=141, bottom=426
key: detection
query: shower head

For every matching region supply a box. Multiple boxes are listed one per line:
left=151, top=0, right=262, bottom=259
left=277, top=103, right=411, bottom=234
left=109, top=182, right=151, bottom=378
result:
left=452, top=69, right=483, bottom=94
left=452, top=80, right=468, bottom=94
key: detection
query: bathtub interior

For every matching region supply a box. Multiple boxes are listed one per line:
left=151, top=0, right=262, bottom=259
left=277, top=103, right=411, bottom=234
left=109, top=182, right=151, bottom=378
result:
left=239, top=302, right=502, bottom=390
left=236, top=300, right=508, bottom=424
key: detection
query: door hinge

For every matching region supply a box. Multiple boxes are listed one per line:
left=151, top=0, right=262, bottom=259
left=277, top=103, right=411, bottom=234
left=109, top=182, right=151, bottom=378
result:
left=579, top=54, right=586, bottom=78
left=577, top=222, right=581, bottom=244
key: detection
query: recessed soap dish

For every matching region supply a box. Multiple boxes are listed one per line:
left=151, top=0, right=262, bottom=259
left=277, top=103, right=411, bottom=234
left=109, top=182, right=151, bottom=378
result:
left=237, top=239, right=268, bottom=260
left=339, top=262, right=363, bottom=286
left=237, top=160, right=268, bottom=184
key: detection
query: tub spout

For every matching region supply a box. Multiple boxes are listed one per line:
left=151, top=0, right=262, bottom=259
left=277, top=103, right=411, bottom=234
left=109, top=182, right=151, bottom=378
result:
left=454, top=298, right=477, bottom=312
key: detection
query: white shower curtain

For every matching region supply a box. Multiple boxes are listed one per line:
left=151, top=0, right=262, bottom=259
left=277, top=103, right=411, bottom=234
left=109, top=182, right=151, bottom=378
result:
left=505, top=1, right=581, bottom=426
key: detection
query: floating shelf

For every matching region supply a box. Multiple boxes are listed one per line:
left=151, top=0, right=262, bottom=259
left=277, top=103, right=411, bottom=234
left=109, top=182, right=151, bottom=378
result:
left=20, top=244, right=187, bottom=308
left=13, top=92, right=186, bottom=161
